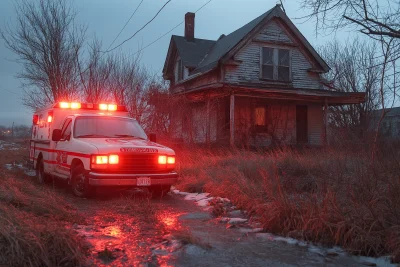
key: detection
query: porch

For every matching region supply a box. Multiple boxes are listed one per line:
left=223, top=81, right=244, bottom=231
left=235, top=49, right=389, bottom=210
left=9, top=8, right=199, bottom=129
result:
left=171, top=85, right=365, bottom=147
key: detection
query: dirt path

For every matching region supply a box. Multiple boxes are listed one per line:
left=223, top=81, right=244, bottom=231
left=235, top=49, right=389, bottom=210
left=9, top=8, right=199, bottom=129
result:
left=54, top=187, right=384, bottom=267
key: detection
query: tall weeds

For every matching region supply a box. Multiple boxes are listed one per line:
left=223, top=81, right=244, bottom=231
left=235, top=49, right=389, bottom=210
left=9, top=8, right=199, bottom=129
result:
left=175, top=146, right=400, bottom=261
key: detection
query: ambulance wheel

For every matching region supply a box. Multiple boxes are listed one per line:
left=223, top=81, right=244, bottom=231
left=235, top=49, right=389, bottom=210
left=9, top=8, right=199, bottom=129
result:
left=36, top=158, right=50, bottom=184
left=71, top=164, right=92, bottom=198
left=148, top=185, right=171, bottom=199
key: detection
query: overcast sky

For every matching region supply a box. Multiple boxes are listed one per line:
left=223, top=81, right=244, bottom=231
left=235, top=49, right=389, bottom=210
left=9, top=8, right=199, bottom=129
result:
left=0, top=0, right=353, bottom=127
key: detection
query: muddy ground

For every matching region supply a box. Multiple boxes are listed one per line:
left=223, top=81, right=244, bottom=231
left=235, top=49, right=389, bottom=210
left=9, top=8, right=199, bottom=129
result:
left=57, top=187, right=388, bottom=267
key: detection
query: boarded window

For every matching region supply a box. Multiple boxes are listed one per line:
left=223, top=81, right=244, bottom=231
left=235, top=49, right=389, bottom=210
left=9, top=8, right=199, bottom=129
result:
left=255, top=106, right=266, bottom=126
left=261, top=47, right=291, bottom=82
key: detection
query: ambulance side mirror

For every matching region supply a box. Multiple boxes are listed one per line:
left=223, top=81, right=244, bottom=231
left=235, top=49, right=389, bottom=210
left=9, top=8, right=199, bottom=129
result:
left=52, top=129, right=62, bottom=142
left=149, top=133, right=156, bottom=143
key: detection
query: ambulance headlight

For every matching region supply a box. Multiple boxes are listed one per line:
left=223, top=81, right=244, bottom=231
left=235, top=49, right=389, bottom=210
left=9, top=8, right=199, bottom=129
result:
left=91, top=154, right=119, bottom=170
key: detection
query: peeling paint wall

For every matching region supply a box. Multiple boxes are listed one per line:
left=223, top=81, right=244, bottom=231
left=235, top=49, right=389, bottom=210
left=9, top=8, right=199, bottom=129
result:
left=224, top=20, right=322, bottom=90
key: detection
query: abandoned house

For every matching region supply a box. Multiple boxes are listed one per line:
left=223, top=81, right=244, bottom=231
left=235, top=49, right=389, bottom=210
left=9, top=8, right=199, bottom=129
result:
left=162, top=4, right=365, bottom=147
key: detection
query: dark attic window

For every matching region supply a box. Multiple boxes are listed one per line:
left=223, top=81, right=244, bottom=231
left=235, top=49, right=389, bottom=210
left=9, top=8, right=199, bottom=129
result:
left=261, top=47, right=291, bottom=82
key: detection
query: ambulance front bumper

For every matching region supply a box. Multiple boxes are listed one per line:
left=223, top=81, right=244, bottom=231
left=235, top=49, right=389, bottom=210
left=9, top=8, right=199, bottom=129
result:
left=87, top=172, right=178, bottom=186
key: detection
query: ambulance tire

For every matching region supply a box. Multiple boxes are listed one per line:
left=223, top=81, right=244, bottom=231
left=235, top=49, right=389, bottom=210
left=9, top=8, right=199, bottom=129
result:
left=71, top=164, right=93, bottom=198
left=148, top=185, right=171, bottom=199
left=36, top=158, right=51, bottom=184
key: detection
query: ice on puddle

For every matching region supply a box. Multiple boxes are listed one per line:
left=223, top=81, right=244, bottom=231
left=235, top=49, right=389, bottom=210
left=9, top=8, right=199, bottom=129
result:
left=355, top=255, right=397, bottom=267
left=308, top=245, right=325, bottom=256
left=274, top=237, right=298, bottom=245
left=238, top=228, right=263, bottom=234
left=184, top=193, right=210, bottom=201
left=255, top=233, right=275, bottom=241
left=220, top=217, right=248, bottom=224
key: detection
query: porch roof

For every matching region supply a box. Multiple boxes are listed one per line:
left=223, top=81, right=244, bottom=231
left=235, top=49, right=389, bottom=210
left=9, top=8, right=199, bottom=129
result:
left=176, top=83, right=366, bottom=105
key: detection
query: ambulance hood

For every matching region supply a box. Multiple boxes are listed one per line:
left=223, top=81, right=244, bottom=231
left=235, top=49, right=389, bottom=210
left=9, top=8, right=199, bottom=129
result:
left=77, top=138, right=175, bottom=155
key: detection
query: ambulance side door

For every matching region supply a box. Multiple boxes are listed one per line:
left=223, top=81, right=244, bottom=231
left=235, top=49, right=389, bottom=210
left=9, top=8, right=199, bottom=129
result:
left=54, top=117, right=73, bottom=178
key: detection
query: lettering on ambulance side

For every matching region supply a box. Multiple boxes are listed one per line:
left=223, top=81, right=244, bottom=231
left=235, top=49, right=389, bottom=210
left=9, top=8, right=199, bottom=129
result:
left=56, top=151, right=68, bottom=164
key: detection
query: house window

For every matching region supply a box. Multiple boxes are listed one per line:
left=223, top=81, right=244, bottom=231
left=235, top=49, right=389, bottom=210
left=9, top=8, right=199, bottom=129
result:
left=254, top=106, right=267, bottom=132
left=261, top=47, right=274, bottom=80
left=278, top=49, right=290, bottom=81
left=261, top=47, right=291, bottom=82
left=177, top=59, right=184, bottom=82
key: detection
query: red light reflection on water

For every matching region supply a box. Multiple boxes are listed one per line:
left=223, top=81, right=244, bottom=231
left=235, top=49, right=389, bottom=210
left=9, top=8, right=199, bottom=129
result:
left=108, top=226, right=121, bottom=237
left=156, top=210, right=185, bottom=231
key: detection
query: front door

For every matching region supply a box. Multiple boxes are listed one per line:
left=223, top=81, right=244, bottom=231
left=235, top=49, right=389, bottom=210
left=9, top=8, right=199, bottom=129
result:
left=296, top=105, right=308, bottom=144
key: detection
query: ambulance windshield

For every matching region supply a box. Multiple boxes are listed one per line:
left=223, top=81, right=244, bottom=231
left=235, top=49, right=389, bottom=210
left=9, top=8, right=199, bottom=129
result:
left=74, top=116, right=147, bottom=140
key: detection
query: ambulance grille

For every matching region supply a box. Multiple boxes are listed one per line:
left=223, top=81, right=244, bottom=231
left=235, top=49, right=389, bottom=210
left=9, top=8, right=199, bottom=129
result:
left=118, top=153, right=160, bottom=173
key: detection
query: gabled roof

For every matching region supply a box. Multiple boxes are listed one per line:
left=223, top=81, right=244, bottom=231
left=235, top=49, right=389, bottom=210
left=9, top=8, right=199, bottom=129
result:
left=163, top=4, right=330, bottom=80
left=193, top=8, right=275, bottom=73
left=172, top=36, right=216, bottom=68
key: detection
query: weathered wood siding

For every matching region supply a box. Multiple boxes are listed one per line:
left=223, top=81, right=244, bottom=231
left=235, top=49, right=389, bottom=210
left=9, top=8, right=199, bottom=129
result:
left=257, top=20, right=293, bottom=43
left=188, top=102, right=218, bottom=144
left=307, top=104, right=324, bottom=145
left=224, top=20, right=322, bottom=90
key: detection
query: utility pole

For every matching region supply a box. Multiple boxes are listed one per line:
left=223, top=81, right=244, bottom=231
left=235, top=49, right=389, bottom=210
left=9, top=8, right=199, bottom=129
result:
left=12, top=121, right=14, bottom=138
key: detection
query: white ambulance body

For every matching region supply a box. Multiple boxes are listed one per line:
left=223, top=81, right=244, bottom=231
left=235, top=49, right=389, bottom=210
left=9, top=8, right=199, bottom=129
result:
left=30, top=102, right=178, bottom=197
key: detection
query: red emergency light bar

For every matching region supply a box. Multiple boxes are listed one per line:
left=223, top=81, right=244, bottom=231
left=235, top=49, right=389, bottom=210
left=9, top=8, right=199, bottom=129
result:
left=54, top=102, right=127, bottom=112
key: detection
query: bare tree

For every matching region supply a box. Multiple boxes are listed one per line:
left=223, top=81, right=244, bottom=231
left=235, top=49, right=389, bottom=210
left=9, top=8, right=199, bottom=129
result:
left=79, top=39, right=113, bottom=103
left=299, top=0, right=400, bottom=39
left=299, top=0, right=399, bottom=87
left=1, top=0, right=85, bottom=110
left=319, top=38, right=382, bottom=138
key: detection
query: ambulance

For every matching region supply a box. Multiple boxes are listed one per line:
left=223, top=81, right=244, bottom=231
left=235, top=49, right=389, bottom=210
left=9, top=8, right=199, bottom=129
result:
left=29, top=102, right=178, bottom=198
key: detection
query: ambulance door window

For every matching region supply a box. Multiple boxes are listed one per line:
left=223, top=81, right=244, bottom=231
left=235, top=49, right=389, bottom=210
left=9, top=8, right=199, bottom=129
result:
left=61, top=119, right=72, bottom=141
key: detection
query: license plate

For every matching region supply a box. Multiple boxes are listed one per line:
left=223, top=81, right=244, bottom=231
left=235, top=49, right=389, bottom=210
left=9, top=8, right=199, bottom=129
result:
left=137, top=177, right=151, bottom=186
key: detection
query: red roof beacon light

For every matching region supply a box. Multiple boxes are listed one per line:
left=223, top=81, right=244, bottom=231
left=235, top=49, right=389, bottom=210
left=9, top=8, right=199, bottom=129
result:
left=33, top=114, right=39, bottom=125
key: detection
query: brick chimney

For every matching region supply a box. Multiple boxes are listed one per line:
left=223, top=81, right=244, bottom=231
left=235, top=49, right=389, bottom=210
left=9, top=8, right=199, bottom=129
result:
left=185, top=12, right=195, bottom=42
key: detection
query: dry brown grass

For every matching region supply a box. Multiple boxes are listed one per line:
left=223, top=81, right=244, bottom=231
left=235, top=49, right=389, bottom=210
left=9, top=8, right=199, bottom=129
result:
left=175, top=146, right=400, bottom=262
left=0, top=203, right=87, bottom=267
left=0, top=142, right=87, bottom=266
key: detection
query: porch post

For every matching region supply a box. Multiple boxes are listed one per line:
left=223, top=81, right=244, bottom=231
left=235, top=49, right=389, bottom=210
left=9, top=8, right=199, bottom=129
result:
left=324, top=98, right=329, bottom=145
left=206, top=97, right=211, bottom=146
left=230, top=93, right=235, bottom=147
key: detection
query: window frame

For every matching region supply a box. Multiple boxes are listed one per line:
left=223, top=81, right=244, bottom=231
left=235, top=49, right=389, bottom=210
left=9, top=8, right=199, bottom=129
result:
left=176, top=58, right=184, bottom=82
left=253, top=105, right=268, bottom=133
left=60, top=118, right=72, bottom=141
left=260, top=46, right=292, bottom=82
